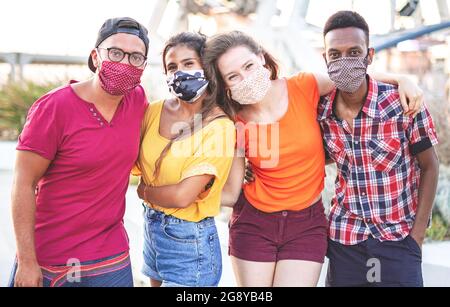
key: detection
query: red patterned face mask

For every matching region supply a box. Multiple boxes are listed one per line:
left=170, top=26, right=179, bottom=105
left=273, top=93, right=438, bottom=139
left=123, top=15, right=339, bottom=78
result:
left=98, top=61, right=144, bottom=96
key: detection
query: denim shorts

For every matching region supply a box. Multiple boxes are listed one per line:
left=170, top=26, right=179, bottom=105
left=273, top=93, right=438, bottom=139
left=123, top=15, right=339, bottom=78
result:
left=142, top=205, right=222, bottom=287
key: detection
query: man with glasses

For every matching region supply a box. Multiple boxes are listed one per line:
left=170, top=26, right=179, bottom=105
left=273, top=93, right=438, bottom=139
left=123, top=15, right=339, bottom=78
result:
left=9, top=17, right=149, bottom=287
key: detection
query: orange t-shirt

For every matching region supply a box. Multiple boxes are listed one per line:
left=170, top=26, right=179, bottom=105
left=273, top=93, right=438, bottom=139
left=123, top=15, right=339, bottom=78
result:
left=238, top=72, right=325, bottom=212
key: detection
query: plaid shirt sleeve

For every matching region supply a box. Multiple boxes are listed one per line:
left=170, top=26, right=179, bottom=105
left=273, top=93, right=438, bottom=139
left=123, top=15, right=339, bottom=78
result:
left=407, top=104, right=438, bottom=156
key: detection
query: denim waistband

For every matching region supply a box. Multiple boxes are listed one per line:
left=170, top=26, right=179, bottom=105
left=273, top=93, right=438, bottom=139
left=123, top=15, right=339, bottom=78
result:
left=142, top=204, right=215, bottom=226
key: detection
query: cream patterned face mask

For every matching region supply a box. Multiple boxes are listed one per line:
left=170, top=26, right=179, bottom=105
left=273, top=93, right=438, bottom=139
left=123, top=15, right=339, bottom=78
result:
left=327, top=55, right=369, bottom=93
left=229, top=65, right=272, bottom=105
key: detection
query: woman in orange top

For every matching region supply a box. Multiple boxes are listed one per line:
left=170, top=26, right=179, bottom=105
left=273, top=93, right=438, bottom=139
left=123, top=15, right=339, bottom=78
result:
left=202, top=31, right=423, bottom=287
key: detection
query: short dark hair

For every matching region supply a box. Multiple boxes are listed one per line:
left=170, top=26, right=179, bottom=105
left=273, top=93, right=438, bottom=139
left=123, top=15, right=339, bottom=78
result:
left=323, top=11, right=370, bottom=45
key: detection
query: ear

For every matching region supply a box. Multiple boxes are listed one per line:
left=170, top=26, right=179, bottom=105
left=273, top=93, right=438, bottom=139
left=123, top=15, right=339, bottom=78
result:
left=322, top=51, right=328, bottom=64
left=226, top=88, right=232, bottom=100
left=91, top=49, right=100, bottom=70
left=367, top=48, right=375, bottom=65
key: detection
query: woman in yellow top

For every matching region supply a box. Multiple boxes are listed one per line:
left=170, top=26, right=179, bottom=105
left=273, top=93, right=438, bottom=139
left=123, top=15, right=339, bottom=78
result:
left=134, top=32, right=236, bottom=287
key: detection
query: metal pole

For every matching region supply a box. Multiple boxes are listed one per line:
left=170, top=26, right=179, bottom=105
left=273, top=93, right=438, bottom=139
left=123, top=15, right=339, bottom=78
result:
left=148, top=0, right=169, bottom=37
left=436, top=0, right=450, bottom=21
left=390, top=0, right=397, bottom=32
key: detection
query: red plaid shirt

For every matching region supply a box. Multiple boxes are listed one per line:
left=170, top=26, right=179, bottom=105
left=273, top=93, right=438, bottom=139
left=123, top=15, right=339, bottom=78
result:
left=318, top=76, right=438, bottom=245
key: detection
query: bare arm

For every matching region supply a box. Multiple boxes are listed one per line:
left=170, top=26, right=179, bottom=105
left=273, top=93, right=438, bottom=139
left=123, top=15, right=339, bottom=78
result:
left=312, top=72, right=335, bottom=97
left=221, top=154, right=245, bottom=207
left=137, top=174, right=214, bottom=209
left=370, top=72, right=423, bottom=117
left=11, top=151, right=51, bottom=287
left=410, top=147, right=440, bottom=247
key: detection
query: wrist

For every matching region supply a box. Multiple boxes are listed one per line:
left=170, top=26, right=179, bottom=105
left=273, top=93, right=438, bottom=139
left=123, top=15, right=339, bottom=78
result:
left=17, top=256, right=39, bottom=266
left=410, top=227, right=426, bottom=238
left=396, top=74, right=410, bottom=85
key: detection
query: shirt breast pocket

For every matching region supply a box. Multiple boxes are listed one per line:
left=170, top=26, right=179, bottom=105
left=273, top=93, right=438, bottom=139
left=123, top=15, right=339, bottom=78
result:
left=368, top=138, right=403, bottom=173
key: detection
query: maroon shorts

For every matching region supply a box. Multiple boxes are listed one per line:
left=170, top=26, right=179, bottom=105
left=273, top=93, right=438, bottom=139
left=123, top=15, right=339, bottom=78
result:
left=228, top=193, right=328, bottom=263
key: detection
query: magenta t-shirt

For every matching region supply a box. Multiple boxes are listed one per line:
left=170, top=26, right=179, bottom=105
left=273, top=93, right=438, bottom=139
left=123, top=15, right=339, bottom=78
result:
left=17, top=81, right=148, bottom=265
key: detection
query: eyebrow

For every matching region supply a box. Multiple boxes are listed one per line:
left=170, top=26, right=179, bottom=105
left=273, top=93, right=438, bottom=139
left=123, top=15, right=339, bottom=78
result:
left=107, top=46, right=146, bottom=54
left=328, top=46, right=362, bottom=53
left=166, top=57, right=198, bottom=67
left=224, top=60, right=252, bottom=78
left=180, top=58, right=197, bottom=63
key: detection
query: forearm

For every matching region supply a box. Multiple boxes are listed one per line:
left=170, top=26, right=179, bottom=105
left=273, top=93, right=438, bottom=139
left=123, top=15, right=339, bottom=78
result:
left=144, top=184, right=184, bottom=209
left=370, top=71, right=409, bottom=86
left=412, top=164, right=439, bottom=236
left=221, top=155, right=245, bottom=207
left=221, top=186, right=242, bottom=207
left=11, top=183, right=38, bottom=265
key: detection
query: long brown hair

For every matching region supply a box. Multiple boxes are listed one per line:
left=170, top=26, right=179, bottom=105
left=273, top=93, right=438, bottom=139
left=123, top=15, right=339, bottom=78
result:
left=202, top=31, right=279, bottom=117
left=153, top=32, right=230, bottom=180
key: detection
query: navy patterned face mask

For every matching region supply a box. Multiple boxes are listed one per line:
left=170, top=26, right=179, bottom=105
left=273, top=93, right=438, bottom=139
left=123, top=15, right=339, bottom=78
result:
left=166, top=70, right=209, bottom=103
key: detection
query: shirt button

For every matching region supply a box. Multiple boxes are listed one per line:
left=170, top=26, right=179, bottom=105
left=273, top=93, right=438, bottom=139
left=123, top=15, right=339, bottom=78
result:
left=355, top=141, right=359, bottom=145
left=362, top=192, right=366, bottom=196
left=90, top=108, right=94, bottom=112
left=367, top=219, right=372, bottom=223
left=93, top=113, right=97, bottom=116
left=282, top=211, right=288, bottom=217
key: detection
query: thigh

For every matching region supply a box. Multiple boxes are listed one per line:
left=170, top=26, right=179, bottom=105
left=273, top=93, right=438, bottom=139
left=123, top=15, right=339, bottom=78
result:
left=326, top=239, right=371, bottom=287
left=229, top=196, right=278, bottom=262
left=370, top=236, right=423, bottom=287
left=230, top=256, right=276, bottom=287
left=273, top=260, right=323, bottom=287
left=280, top=201, right=328, bottom=263
left=150, top=278, right=162, bottom=287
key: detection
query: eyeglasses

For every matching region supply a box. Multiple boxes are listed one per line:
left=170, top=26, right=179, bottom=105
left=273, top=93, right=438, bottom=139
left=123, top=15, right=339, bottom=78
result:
left=97, top=47, right=147, bottom=67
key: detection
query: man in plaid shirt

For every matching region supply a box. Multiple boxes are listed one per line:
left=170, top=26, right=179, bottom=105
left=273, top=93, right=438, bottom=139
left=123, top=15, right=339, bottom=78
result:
left=319, top=11, right=439, bottom=287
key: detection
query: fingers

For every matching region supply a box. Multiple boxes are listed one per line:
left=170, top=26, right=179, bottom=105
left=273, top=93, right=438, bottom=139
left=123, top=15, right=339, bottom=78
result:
left=244, top=172, right=255, bottom=183
left=399, top=91, right=410, bottom=115
left=402, top=88, right=424, bottom=117
left=406, top=94, right=422, bottom=117
left=411, top=97, right=420, bottom=117
left=413, top=92, right=424, bottom=117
